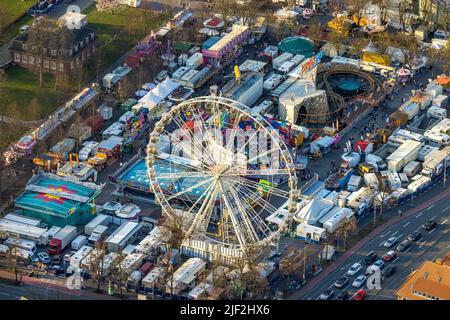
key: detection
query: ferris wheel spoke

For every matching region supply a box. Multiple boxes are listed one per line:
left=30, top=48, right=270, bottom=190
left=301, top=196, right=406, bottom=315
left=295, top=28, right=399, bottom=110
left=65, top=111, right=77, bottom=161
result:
left=233, top=185, right=272, bottom=238
left=234, top=177, right=290, bottom=199
left=223, top=181, right=260, bottom=244
left=235, top=180, right=286, bottom=218
left=185, top=181, right=219, bottom=237
left=223, top=168, right=290, bottom=176
left=162, top=177, right=214, bottom=202
left=225, top=113, right=243, bottom=152
left=156, top=171, right=213, bottom=180
left=219, top=182, right=251, bottom=251
left=222, top=179, right=259, bottom=243
left=246, top=146, right=285, bottom=165
left=171, top=111, right=217, bottom=166
left=235, top=129, right=260, bottom=157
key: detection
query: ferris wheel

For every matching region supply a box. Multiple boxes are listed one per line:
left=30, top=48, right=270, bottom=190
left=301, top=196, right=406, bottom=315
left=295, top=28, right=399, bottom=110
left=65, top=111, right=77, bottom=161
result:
left=146, top=96, right=298, bottom=258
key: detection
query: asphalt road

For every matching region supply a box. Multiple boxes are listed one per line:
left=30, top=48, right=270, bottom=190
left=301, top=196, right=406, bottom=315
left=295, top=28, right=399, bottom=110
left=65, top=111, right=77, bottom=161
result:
left=301, top=190, right=450, bottom=300
left=0, top=280, right=87, bottom=300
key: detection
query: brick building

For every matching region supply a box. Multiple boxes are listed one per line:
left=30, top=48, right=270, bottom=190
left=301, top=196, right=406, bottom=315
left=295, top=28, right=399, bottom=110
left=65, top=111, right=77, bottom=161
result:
left=9, top=25, right=96, bottom=76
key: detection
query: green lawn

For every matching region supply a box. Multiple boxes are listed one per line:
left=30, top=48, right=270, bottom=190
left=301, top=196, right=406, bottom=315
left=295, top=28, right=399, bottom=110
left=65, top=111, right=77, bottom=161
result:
left=0, top=0, right=33, bottom=29
left=0, top=67, right=72, bottom=121
left=83, top=5, right=168, bottom=71
left=0, top=0, right=35, bottom=46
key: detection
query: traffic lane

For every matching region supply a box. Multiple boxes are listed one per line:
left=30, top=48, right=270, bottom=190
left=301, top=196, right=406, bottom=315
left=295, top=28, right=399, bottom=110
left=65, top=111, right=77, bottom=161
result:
left=368, top=217, right=450, bottom=300
left=304, top=197, right=450, bottom=299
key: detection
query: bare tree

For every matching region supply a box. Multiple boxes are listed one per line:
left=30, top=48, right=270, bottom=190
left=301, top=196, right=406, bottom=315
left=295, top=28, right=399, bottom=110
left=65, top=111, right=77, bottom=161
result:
left=212, top=0, right=237, bottom=30
left=307, top=17, right=324, bottom=49
left=335, top=216, right=358, bottom=250
left=87, top=241, right=109, bottom=293
left=0, top=69, right=7, bottom=124
left=96, top=0, right=124, bottom=16
left=372, top=0, right=392, bottom=24
left=27, top=17, right=58, bottom=87
left=110, top=252, right=129, bottom=298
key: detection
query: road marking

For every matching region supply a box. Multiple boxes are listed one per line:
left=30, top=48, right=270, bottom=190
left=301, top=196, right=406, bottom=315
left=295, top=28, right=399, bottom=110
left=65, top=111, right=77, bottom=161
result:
left=307, top=297, right=312, bottom=300
left=441, top=218, right=448, bottom=224
left=403, top=222, right=411, bottom=228
left=328, top=284, right=335, bottom=289
left=391, top=231, right=398, bottom=236
left=340, top=263, right=351, bottom=271
left=426, top=205, right=435, bottom=210
left=379, top=230, right=391, bottom=238
left=403, top=247, right=412, bottom=253
left=428, top=229, right=436, bottom=234
left=416, top=212, right=424, bottom=218
left=397, top=233, right=404, bottom=240
left=431, top=215, right=437, bottom=220
left=443, top=206, right=450, bottom=212
left=379, top=241, right=385, bottom=247
left=416, top=237, right=423, bottom=243
left=392, top=256, right=399, bottom=263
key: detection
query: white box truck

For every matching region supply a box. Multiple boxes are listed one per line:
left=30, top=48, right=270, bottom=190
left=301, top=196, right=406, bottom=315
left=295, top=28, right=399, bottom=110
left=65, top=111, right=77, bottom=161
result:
left=3, top=238, right=37, bottom=257
left=71, top=235, right=88, bottom=251
left=421, top=146, right=450, bottom=177
left=387, top=140, right=421, bottom=172
left=85, top=214, right=111, bottom=236
left=3, top=213, right=41, bottom=227
left=88, top=225, right=109, bottom=245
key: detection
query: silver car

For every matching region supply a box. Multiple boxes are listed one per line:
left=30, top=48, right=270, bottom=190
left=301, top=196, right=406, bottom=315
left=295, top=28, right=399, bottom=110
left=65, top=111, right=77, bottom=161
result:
left=383, top=237, right=398, bottom=248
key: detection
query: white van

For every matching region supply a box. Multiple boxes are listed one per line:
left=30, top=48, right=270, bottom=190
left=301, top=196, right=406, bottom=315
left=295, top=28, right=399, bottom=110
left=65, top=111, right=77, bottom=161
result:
left=366, top=154, right=387, bottom=171
left=403, top=161, right=421, bottom=177
left=3, top=238, right=36, bottom=257
left=263, top=73, right=284, bottom=91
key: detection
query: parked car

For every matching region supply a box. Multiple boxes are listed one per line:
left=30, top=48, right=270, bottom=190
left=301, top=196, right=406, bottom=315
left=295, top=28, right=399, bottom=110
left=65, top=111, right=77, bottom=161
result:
left=347, top=263, right=362, bottom=276
left=51, top=255, right=61, bottom=266
left=373, top=259, right=385, bottom=270
left=422, top=219, right=436, bottom=230
left=352, top=275, right=367, bottom=288
left=364, top=251, right=377, bottom=265
left=319, top=289, right=334, bottom=300
left=353, top=289, right=366, bottom=300
left=334, top=276, right=349, bottom=289
left=335, top=291, right=349, bottom=300
left=397, top=240, right=412, bottom=252
left=384, top=237, right=398, bottom=248
left=382, top=250, right=397, bottom=262
left=383, top=265, right=397, bottom=277
left=37, top=252, right=51, bottom=264
left=19, top=25, right=31, bottom=34
left=407, top=231, right=422, bottom=241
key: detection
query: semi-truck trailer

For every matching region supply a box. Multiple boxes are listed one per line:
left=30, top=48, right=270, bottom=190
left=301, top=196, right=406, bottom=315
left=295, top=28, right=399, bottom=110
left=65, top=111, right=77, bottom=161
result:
left=48, top=225, right=78, bottom=255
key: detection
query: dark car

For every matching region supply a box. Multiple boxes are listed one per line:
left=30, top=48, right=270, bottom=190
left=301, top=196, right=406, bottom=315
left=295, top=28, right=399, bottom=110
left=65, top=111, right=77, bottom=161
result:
left=364, top=251, right=378, bottom=265
left=397, top=240, right=412, bottom=252
left=422, top=219, right=436, bottom=230
left=383, top=265, right=397, bottom=277
left=335, top=291, right=349, bottom=300
left=407, top=231, right=422, bottom=241
left=334, top=276, right=349, bottom=289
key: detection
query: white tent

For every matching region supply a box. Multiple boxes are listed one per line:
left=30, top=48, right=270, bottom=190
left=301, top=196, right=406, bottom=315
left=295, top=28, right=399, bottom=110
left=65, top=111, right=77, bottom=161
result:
left=294, top=198, right=333, bottom=225
left=139, top=91, right=164, bottom=107
left=160, top=78, right=181, bottom=94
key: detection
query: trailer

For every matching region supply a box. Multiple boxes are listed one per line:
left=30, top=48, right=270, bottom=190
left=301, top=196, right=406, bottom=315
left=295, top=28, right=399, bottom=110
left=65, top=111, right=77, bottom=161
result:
left=321, top=207, right=354, bottom=234
left=3, top=213, right=41, bottom=227
left=142, top=267, right=166, bottom=290
left=407, top=175, right=431, bottom=193
left=85, top=214, right=111, bottom=236
left=403, top=161, right=422, bottom=177
left=273, top=52, right=294, bottom=69
left=185, top=52, right=203, bottom=70
left=105, top=222, right=143, bottom=253
left=386, top=140, right=421, bottom=172
left=347, top=175, right=362, bottom=192
left=421, top=146, right=450, bottom=177
left=0, top=220, right=48, bottom=245
left=166, top=258, right=206, bottom=295
left=70, top=245, right=94, bottom=268
left=118, top=253, right=145, bottom=276
left=135, top=227, right=163, bottom=256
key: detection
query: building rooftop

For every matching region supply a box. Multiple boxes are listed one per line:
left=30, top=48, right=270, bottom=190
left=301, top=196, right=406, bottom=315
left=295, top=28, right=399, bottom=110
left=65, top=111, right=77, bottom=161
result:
left=395, top=255, right=450, bottom=300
